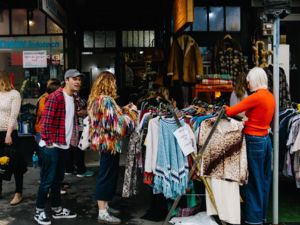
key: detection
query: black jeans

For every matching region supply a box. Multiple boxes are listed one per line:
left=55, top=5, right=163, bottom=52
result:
left=64, top=146, right=87, bottom=174
left=0, top=130, right=25, bottom=193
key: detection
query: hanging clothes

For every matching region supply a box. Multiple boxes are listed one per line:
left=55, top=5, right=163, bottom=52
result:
left=122, top=131, right=143, bottom=198
left=264, top=65, right=291, bottom=109
left=153, top=118, right=190, bottom=200
left=205, top=177, right=241, bottom=224
left=213, top=35, right=248, bottom=86
left=167, top=34, right=203, bottom=84
left=199, top=118, right=248, bottom=184
left=144, top=117, right=160, bottom=173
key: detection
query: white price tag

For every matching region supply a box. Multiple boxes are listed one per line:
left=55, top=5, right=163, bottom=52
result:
left=173, top=125, right=196, bottom=156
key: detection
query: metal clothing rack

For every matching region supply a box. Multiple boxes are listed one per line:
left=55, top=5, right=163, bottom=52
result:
left=162, top=107, right=227, bottom=225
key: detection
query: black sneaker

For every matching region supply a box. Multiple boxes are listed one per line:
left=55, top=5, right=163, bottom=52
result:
left=34, top=210, right=51, bottom=225
left=52, top=207, right=77, bottom=219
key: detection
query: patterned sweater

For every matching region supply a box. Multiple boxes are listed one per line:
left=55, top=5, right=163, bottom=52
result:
left=0, top=90, right=21, bottom=131
left=88, top=95, right=136, bottom=154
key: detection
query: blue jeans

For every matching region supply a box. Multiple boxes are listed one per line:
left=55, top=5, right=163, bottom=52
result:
left=243, top=134, right=272, bottom=224
left=95, top=152, right=119, bottom=201
left=36, top=146, right=65, bottom=209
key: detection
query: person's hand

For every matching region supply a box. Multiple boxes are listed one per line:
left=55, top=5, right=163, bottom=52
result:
left=77, top=109, right=87, bottom=117
left=171, top=98, right=177, bottom=108
left=5, top=135, right=12, bottom=145
left=124, top=103, right=137, bottom=111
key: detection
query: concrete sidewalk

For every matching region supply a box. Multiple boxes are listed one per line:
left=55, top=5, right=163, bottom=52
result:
left=0, top=163, right=161, bottom=225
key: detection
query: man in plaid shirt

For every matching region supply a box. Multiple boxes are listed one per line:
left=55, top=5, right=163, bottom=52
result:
left=34, top=69, right=83, bottom=225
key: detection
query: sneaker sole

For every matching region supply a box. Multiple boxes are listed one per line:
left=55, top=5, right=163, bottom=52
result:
left=34, top=217, right=51, bottom=225
left=97, top=219, right=121, bottom=224
left=76, top=174, right=93, bottom=178
left=52, top=215, right=77, bottom=219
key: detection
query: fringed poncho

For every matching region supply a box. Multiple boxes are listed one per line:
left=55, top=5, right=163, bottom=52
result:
left=153, top=118, right=189, bottom=199
left=89, top=95, right=136, bottom=154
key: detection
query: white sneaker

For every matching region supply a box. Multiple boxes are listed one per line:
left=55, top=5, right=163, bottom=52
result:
left=98, top=211, right=121, bottom=224
left=107, top=205, right=120, bottom=216
left=34, top=210, right=51, bottom=225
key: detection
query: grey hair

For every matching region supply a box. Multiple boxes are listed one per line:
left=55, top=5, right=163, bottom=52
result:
left=246, top=67, right=268, bottom=92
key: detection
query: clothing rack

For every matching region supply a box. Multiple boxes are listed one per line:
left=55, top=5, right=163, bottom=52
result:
left=163, top=108, right=227, bottom=225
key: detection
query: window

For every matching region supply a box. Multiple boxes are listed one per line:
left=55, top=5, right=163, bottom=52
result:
left=0, top=10, right=10, bottom=35
left=209, top=7, right=224, bottom=31
left=122, top=30, right=155, bottom=47
left=12, top=9, right=27, bottom=35
left=47, top=18, right=63, bottom=34
left=193, top=7, right=207, bottom=31
left=84, top=31, right=94, bottom=48
left=95, top=31, right=105, bottom=48
left=226, top=7, right=241, bottom=31
left=29, top=9, right=46, bottom=34
left=84, top=31, right=116, bottom=48
left=192, top=6, right=241, bottom=32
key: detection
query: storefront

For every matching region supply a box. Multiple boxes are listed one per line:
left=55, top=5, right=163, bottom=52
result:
left=0, top=8, right=65, bottom=135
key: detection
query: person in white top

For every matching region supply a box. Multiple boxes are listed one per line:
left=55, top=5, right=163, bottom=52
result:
left=0, top=71, right=25, bottom=206
left=34, top=69, right=83, bottom=225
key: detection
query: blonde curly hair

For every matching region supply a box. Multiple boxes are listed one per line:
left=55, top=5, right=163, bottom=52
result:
left=0, top=71, right=12, bottom=92
left=88, top=71, right=117, bottom=107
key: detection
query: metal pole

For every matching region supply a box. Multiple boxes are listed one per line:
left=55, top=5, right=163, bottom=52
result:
left=272, top=15, right=280, bottom=225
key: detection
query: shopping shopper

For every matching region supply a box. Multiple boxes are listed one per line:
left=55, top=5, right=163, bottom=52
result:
left=35, top=79, right=61, bottom=145
left=229, top=72, right=248, bottom=119
left=34, top=69, right=83, bottom=225
left=230, top=72, right=248, bottom=106
left=157, top=86, right=177, bottom=108
left=0, top=71, right=26, bottom=205
left=64, top=92, right=94, bottom=178
left=34, top=78, right=68, bottom=195
left=88, top=71, right=137, bottom=224
left=225, top=67, right=275, bottom=225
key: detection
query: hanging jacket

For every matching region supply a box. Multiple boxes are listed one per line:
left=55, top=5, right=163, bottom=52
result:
left=167, top=34, right=203, bottom=83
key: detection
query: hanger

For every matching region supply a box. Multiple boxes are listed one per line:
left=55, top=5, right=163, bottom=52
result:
left=223, top=34, right=232, bottom=40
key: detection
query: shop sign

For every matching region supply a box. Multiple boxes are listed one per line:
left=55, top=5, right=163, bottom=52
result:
left=47, top=54, right=60, bottom=65
left=23, top=50, right=47, bottom=68
left=0, top=40, right=60, bottom=49
left=41, top=0, right=66, bottom=29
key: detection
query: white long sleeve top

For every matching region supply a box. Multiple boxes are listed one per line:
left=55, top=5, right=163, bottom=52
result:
left=0, top=89, right=21, bottom=132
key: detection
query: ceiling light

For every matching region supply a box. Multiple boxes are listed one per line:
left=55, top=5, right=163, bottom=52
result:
left=81, top=51, right=93, bottom=55
left=28, top=10, right=34, bottom=26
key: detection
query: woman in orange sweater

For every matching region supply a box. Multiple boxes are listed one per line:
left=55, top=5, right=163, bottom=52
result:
left=225, top=67, right=275, bottom=225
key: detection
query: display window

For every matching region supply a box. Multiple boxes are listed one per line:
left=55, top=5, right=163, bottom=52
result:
left=0, top=35, right=64, bottom=134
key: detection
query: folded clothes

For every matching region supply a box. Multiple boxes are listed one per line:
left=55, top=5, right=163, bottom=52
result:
left=201, top=73, right=232, bottom=80
left=201, top=79, right=232, bottom=85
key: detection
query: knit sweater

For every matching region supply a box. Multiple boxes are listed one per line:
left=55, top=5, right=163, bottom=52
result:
left=0, top=90, right=21, bottom=131
left=226, top=89, right=275, bottom=136
left=153, top=118, right=189, bottom=199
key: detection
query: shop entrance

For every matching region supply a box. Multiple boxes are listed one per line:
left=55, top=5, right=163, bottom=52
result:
left=283, top=21, right=300, bottom=103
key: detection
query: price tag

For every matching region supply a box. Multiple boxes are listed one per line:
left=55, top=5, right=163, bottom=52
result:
left=173, top=125, right=196, bottom=156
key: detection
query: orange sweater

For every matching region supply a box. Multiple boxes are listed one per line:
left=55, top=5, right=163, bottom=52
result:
left=225, top=89, right=275, bottom=136
left=34, top=93, right=48, bottom=133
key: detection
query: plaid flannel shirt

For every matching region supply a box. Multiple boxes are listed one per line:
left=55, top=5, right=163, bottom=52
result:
left=41, top=87, right=79, bottom=147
